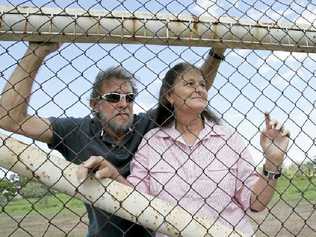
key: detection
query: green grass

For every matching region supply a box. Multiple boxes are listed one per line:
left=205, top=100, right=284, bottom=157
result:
left=274, top=175, right=316, bottom=202
left=2, top=175, right=315, bottom=216
left=1, top=193, right=85, bottom=216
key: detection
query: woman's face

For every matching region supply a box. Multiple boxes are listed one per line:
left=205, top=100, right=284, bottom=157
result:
left=167, top=69, right=208, bottom=114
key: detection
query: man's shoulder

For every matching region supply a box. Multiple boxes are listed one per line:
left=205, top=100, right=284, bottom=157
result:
left=135, top=108, right=156, bottom=120
left=49, top=115, right=91, bottom=125
left=48, top=115, right=96, bottom=134
left=134, top=109, right=157, bottom=130
left=47, top=115, right=99, bottom=152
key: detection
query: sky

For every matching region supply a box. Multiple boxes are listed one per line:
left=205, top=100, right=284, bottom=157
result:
left=0, top=0, right=316, bottom=179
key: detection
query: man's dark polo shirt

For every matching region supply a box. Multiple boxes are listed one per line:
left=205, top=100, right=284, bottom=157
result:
left=48, top=112, right=155, bottom=237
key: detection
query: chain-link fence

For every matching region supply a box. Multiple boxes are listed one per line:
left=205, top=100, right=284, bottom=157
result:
left=0, top=1, right=315, bottom=237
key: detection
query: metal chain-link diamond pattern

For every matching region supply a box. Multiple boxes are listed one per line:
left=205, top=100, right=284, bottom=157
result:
left=0, top=1, right=315, bottom=237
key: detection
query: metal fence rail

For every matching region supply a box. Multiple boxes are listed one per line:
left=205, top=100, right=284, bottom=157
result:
left=1, top=5, right=316, bottom=52
left=0, top=134, right=244, bottom=237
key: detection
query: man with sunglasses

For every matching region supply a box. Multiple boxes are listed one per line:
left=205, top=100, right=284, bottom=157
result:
left=0, top=42, right=225, bottom=237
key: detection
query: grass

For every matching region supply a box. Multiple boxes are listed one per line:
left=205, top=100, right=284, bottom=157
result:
left=1, top=193, right=85, bottom=217
left=274, top=175, right=316, bottom=202
left=1, top=175, right=315, bottom=216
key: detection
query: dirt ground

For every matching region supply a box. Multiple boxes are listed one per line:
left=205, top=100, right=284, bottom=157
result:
left=0, top=200, right=315, bottom=237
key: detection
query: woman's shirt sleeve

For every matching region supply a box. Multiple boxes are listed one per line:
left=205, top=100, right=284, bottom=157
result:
left=127, top=136, right=153, bottom=194
left=229, top=132, right=259, bottom=210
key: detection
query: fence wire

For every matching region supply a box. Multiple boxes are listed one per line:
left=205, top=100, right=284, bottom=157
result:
left=0, top=0, right=315, bottom=237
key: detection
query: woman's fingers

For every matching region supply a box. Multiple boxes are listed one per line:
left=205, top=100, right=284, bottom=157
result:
left=264, top=112, right=270, bottom=129
left=275, top=121, right=282, bottom=130
left=265, top=114, right=287, bottom=134
left=268, top=119, right=278, bottom=129
left=268, top=120, right=289, bottom=137
left=281, top=129, right=290, bottom=138
left=265, top=113, right=286, bottom=131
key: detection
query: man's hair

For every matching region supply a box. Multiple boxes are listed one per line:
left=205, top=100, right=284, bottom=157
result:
left=90, top=66, right=138, bottom=101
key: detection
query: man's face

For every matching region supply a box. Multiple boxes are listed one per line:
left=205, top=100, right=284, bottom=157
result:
left=93, top=79, right=134, bottom=136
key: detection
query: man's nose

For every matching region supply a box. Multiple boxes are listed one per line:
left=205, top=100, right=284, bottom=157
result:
left=116, top=96, right=129, bottom=108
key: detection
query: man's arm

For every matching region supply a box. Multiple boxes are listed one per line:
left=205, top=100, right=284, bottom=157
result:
left=0, top=42, right=59, bottom=144
left=77, top=156, right=129, bottom=185
left=200, top=48, right=225, bottom=90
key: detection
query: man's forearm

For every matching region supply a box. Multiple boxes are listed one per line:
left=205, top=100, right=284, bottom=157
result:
left=115, top=174, right=130, bottom=186
left=200, top=48, right=225, bottom=90
left=0, top=47, right=46, bottom=130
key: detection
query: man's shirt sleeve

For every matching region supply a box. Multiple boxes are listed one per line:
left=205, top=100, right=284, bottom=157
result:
left=47, top=116, right=81, bottom=161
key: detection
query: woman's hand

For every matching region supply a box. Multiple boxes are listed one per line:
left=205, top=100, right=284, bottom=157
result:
left=260, top=113, right=290, bottom=170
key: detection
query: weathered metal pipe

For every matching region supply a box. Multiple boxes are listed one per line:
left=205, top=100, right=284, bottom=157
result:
left=0, top=5, right=316, bottom=52
left=0, top=134, right=244, bottom=237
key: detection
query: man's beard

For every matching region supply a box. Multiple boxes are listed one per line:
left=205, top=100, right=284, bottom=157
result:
left=96, top=111, right=133, bottom=134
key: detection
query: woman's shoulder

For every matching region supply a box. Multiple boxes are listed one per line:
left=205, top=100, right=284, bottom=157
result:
left=142, top=126, right=165, bottom=139
left=136, top=127, right=168, bottom=156
left=205, top=120, right=236, bottom=137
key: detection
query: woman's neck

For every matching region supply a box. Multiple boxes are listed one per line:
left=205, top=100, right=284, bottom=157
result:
left=175, top=111, right=204, bottom=145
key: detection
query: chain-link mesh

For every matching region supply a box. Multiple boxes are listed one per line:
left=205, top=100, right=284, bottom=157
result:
left=0, top=1, right=315, bottom=237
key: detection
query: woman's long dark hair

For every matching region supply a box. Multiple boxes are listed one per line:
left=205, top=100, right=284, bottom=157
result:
left=156, top=62, right=220, bottom=127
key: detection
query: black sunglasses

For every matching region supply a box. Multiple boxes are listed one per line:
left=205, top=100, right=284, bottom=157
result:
left=99, top=92, right=135, bottom=103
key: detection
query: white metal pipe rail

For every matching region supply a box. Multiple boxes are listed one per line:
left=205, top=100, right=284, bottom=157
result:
left=0, top=5, right=316, bottom=52
left=0, top=134, right=245, bottom=237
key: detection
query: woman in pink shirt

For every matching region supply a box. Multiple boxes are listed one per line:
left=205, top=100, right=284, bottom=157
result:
left=81, top=62, right=289, bottom=236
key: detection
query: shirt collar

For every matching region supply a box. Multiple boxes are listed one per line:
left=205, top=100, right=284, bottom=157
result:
left=155, top=120, right=225, bottom=142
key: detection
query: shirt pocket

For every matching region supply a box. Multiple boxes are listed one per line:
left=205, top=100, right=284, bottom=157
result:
left=194, top=167, right=237, bottom=212
left=149, top=167, right=189, bottom=201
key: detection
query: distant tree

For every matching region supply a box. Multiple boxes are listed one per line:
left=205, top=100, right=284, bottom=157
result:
left=300, top=157, right=315, bottom=177
left=18, top=176, right=50, bottom=198
left=0, top=178, right=16, bottom=206
left=283, top=157, right=316, bottom=178
left=283, top=162, right=299, bottom=178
